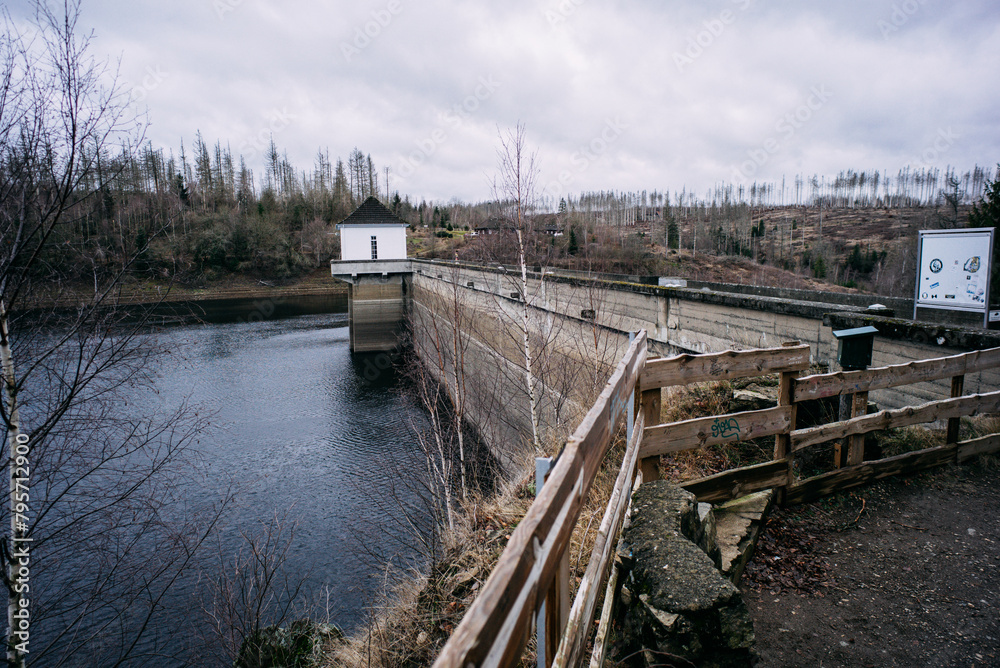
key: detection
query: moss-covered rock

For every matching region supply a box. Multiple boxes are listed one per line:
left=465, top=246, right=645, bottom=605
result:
left=619, top=481, right=755, bottom=668
left=236, top=619, right=343, bottom=668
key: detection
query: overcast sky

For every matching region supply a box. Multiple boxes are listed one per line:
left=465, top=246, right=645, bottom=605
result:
left=11, top=0, right=1000, bottom=206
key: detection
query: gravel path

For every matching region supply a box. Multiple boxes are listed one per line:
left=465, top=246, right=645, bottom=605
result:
left=742, top=461, right=1000, bottom=667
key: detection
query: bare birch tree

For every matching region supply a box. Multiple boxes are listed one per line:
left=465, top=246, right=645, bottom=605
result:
left=409, top=262, right=475, bottom=512
left=492, top=124, right=544, bottom=452
left=1, top=3, right=227, bottom=665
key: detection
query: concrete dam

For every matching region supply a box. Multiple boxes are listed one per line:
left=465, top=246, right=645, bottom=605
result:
left=331, top=258, right=1000, bottom=471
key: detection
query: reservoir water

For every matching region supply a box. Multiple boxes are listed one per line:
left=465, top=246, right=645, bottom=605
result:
left=139, top=312, right=432, bottom=661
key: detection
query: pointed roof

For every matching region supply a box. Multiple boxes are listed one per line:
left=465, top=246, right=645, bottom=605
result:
left=336, top=196, right=407, bottom=226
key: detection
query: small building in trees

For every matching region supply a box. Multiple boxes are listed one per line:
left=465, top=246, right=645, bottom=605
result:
left=473, top=216, right=508, bottom=236
left=336, top=196, right=408, bottom=261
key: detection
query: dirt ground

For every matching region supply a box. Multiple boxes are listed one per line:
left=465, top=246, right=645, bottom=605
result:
left=742, top=461, right=1000, bottom=667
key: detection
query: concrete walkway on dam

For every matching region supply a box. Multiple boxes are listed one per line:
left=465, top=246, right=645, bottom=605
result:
left=402, top=258, right=1000, bottom=402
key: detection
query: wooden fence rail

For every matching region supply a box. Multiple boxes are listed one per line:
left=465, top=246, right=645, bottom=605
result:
left=433, top=340, right=1000, bottom=668
left=432, top=331, right=647, bottom=668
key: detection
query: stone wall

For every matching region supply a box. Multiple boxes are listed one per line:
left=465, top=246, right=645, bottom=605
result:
left=619, top=482, right=757, bottom=667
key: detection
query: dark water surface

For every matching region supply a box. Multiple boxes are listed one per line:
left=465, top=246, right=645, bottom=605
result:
left=140, top=313, right=431, bottom=657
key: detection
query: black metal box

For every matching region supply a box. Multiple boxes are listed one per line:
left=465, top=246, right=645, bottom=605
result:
left=832, top=326, right=878, bottom=370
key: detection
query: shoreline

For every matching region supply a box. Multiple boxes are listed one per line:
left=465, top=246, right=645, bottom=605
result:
left=24, top=269, right=349, bottom=310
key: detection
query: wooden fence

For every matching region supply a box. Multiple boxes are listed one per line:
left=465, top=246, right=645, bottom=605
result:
left=432, top=334, right=1000, bottom=668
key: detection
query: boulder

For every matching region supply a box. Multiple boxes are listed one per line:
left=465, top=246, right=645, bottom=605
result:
left=730, top=388, right=775, bottom=413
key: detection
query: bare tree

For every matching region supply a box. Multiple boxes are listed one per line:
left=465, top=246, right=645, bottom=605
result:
left=0, top=3, right=227, bottom=665
left=409, top=262, right=479, bottom=503
left=492, top=124, right=544, bottom=452
left=202, top=514, right=307, bottom=668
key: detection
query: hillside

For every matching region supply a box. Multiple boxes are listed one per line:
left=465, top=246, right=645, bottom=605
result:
left=415, top=204, right=976, bottom=299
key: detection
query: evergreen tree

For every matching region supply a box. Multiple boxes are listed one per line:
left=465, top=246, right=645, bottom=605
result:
left=812, top=253, right=827, bottom=278
left=174, top=173, right=189, bottom=205
left=970, top=166, right=1000, bottom=228
left=567, top=226, right=579, bottom=255
left=347, top=147, right=365, bottom=203
left=333, top=158, right=351, bottom=219
left=193, top=130, right=212, bottom=206
left=969, top=166, right=1000, bottom=303
left=366, top=154, right=377, bottom=200
left=666, top=216, right=679, bottom=250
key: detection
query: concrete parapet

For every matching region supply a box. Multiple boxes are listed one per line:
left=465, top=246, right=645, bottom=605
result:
left=331, top=259, right=413, bottom=279
left=714, top=491, right=775, bottom=584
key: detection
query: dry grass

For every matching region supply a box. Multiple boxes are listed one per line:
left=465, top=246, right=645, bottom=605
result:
left=859, top=415, right=1000, bottom=461
left=656, top=381, right=777, bottom=482
left=321, top=472, right=532, bottom=667
left=871, top=424, right=945, bottom=458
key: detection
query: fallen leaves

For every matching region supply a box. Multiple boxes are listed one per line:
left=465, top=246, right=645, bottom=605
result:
left=742, top=511, right=834, bottom=596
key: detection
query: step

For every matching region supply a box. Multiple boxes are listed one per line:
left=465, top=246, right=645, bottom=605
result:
left=713, top=490, right=776, bottom=584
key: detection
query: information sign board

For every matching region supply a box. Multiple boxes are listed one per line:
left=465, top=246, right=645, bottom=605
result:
left=915, top=228, right=993, bottom=324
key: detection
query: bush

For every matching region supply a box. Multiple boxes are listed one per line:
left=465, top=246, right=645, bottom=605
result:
left=237, top=620, right=342, bottom=668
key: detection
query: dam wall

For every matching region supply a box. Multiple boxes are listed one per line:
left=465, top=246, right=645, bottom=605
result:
left=404, top=260, right=1000, bottom=472
left=409, top=264, right=632, bottom=471
left=329, top=258, right=1000, bottom=471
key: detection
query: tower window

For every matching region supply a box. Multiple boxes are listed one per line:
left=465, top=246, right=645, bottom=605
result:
left=370, top=235, right=378, bottom=260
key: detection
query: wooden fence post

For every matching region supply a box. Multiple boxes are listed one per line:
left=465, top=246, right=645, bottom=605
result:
left=947, top=374, right=965, bottom=444
left=544, top=552, right=570, bottom=667
left=834, top=394, right=848, bottom=468
left=535, top=457, right=569, bottom=667
left=639, top=388, right=661, bottom=483
left=846, top=390, right=868, bottom=466
left=774, top=342, right=801, bottom=503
